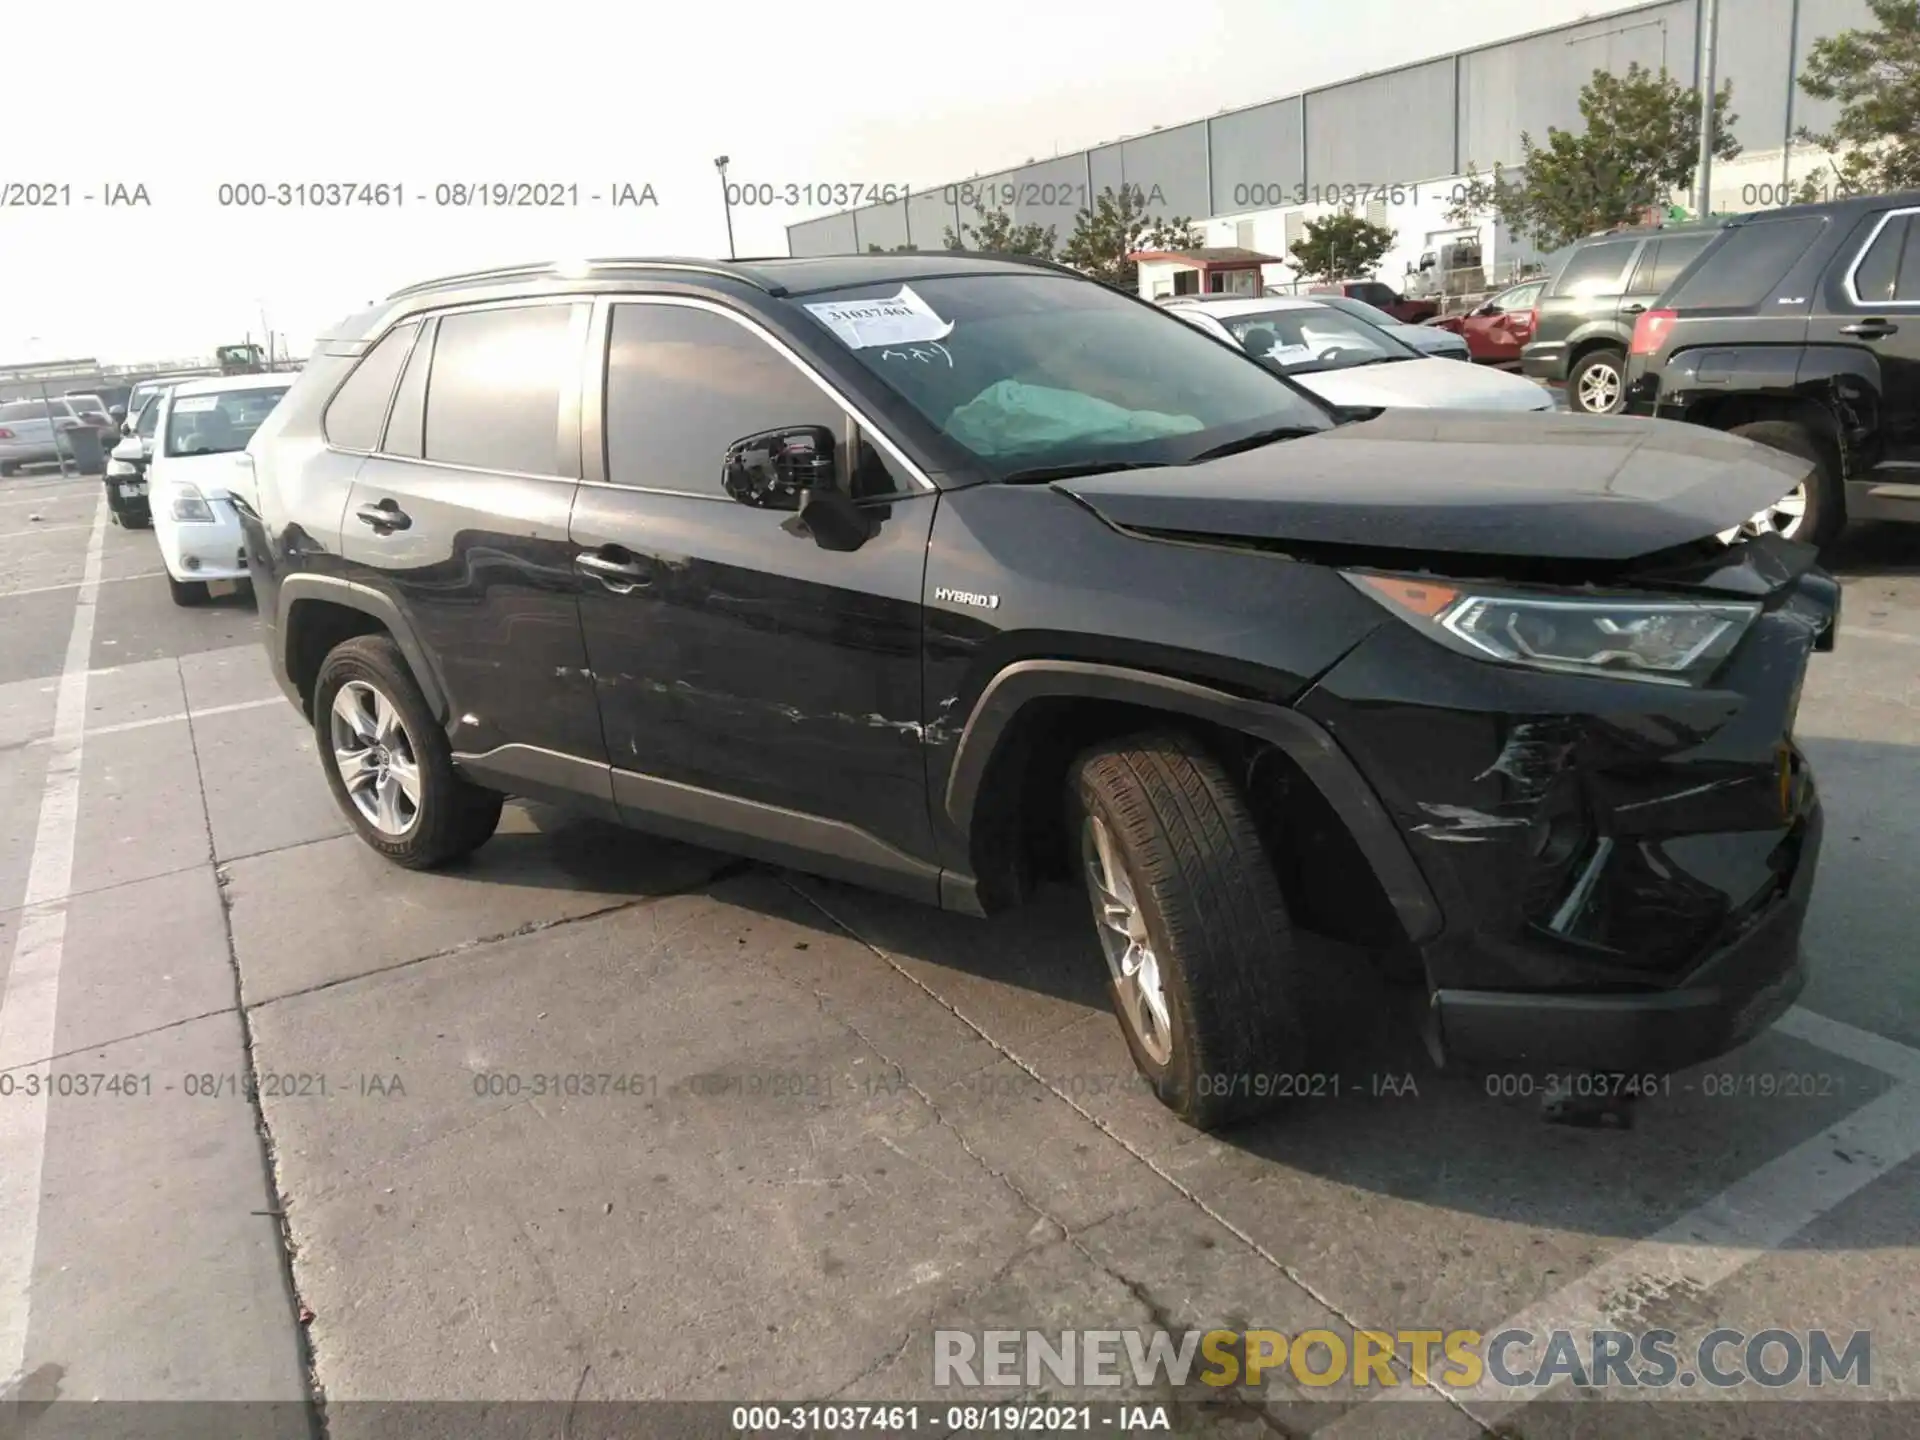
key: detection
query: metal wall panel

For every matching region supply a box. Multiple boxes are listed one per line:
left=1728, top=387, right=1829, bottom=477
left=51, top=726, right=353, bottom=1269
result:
left=1791, top=0, right=1877, bottom=138
left=1088, top=145, right=1125, bottom=200
left=1458, top=2, right=1692, bottom=172
left=1306, top=59, right=1456, bottom=189
left=1094, top=123, right=1211, bottom=219
left=904, top=188, right=959, bottom=250
left=1715, top=0, right=1800, bottom=149
left=1005, top=155, right=1093, bottom=245
left=1208, top=97, right=1305, bottom=214
left=787, top=211, right=857, bottom=256
left=853, top=201, right=911, bottom=252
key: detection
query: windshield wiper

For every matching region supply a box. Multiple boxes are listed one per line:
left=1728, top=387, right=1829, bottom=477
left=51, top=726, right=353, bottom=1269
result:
left=1346, top=355, right=1414, bottom=367
left=1181, top=425, right=1322, bottom=464
left=998, top=460, right=1166, bottom=485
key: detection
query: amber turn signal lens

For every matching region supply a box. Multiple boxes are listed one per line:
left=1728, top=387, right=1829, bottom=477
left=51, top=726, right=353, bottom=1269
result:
left=1353, top=573, right=1460, bottom=618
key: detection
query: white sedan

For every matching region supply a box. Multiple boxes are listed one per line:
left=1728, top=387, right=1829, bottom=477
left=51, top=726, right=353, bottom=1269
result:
left=1166, top=295, right=1555, bottom=413
left=148, top=374, right=293, bottom=605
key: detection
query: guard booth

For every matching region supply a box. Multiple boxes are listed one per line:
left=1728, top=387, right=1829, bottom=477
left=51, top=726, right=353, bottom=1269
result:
left=1131, top=247, right=1281, bottom=301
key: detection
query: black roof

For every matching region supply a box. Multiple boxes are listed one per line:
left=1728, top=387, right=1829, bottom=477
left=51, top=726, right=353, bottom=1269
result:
left=385, top=251, right=1081, bottom=303
left=1722, top=187, right=1920, bottom=225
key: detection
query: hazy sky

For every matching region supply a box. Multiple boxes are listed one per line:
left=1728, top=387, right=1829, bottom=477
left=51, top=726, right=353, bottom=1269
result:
left=0, top=0, right=1648, bottom=363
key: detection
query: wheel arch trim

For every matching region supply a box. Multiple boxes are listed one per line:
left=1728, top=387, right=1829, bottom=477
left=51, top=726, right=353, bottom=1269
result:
left=278, top=573, right=450, bottom=722
left=943, top=660, right=1444, bottom=943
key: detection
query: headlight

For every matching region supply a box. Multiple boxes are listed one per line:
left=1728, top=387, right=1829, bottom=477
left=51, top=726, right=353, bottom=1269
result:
left=106, top=459, right=135, bottom=476
left=1346, top=572, right=1760, bottom=686
left=170, top=485, right=216, bottom=523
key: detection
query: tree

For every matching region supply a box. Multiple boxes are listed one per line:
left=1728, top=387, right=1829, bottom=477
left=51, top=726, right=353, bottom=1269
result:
left=1059, top=185, right=1200, bottom=289
left=1286, top=211, right=1396, bottom=280
left=1443, top=62, right=1740, bottom=249
left=941, top=207, right=1057, bottom=259
left=1793, top=0, right=1920, bottom=200
left=865, top=243, right=920, bottom=253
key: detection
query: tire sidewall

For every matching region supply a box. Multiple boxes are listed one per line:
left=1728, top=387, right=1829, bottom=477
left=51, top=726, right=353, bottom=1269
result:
left=1727, top=420, right=1844, bottom=548
left=1071, top=774, right=1210, bottom=1118
left=313, top=644, right=440, bottom=860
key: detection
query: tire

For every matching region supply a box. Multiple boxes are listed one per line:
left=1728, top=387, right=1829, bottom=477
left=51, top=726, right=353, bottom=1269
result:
left=1070, top=730, right=1331, bottom=1130
left=167, top=573, right=209, bottom=606
left=312, top=634, right=503, bottom=869
left=1568, top=347, right=1628, bottom=414
left=1725, top=419, right=1845, bottom=549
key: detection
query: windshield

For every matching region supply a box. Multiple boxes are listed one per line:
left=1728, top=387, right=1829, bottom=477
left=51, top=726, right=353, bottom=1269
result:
left=1215, top=306, right=1419, bottom=374
left=163, top=386, right=290, bottom=457
left=799, top=274, right=1332, bottom=478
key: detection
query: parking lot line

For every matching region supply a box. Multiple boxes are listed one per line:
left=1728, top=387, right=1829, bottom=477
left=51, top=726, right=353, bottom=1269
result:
left=0, top=497, right=107, bottom=1389
left=1778, top=1004, right=1920, bottom=1084
left=70, top=697, right=283, bottom=740
left=0, top=571, right=166, bottom=601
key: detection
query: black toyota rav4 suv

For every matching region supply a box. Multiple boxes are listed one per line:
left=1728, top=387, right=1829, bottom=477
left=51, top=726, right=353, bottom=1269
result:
left=238, top=254, right=1838, bottom=1129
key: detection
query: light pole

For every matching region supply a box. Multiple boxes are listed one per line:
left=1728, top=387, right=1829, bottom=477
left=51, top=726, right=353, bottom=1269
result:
left=1694, top=0, right=1721, bottom=218
left=715, top=155, right=736, bottom=260
left=24, top=336, right=72, bottom=478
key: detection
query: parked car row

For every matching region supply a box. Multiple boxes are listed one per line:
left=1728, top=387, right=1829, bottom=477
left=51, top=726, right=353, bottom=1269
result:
left=227, top=251, right=1835, bottom=1130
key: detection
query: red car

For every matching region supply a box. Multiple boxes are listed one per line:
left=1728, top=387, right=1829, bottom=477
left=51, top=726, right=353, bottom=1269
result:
left=1434, top=280, right=1545, bottom=365
left=1308, top=279, right=1439, bottom=325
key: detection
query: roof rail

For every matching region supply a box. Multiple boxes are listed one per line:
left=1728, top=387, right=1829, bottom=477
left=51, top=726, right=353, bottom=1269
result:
left=384, top=257, right=783, bottom=302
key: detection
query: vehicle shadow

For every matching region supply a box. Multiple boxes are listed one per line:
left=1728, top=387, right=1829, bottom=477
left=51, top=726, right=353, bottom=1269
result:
left=1824, top=521, right=1920, bottom=576
left=488, top=733, right=1916, bottom=1246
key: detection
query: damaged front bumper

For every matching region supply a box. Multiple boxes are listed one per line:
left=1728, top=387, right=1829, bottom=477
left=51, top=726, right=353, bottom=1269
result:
left=1298, top=537, right=1838, bottom=1077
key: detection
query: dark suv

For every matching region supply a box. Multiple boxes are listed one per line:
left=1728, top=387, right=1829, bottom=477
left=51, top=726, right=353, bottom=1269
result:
left=1623, top=191, right=1920, bottom=548
left=240, top=254, right=1836, bottom=1129
left=1521, top=224, right=1722, bottom=413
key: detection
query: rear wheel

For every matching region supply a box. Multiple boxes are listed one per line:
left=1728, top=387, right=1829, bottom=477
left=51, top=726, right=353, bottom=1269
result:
left=1569, top=347, right=1627, bottom=414
left=313, top=634, right=504, bottom=868
left=167, top=573, right=209, bottom=606
left=1723, top=419, right=1845, bottom=548
left=1070, top=730, right=1336, bottom=1130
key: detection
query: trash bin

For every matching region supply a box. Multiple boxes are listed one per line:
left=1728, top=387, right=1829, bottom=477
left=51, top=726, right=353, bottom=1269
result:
left=64, top=425, right=106, bottom=475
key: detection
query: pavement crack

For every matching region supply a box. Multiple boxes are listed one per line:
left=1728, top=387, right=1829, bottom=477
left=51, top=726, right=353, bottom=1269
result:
left=185, top=679, right=328, bottom=1440
left=784, top=880, right=1480, bottom=1428
left=0, top=1002, right=235, bottom=1077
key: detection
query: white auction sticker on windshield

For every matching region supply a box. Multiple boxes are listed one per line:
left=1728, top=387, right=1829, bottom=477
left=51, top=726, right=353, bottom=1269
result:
left=172, top=395, right=219, bottom=413
left=805, top=286, right=955, bottom=350
left=1267, top=344, right=1316, bottom=364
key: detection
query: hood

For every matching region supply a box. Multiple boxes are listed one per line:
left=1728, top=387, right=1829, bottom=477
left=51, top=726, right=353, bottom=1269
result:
left=1293, top=356, right=1550, bottom=412
left=1055, top=409, right=1813, bottom=563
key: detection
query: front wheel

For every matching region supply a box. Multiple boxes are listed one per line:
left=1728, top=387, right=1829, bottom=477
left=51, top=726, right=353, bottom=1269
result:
left=1569, top=347, right=1627, bottom=414
left=1070, top=731, right=1335, bottom=1130
left=167, top=573, right=209, bottom=606
left=313, top=634, right=504, bottom=868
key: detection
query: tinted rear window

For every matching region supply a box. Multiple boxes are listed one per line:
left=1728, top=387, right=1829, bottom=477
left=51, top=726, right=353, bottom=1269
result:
left=1549, top=239, right=1639, bottom=298
left=1666, top=217, right=1825, bottom=309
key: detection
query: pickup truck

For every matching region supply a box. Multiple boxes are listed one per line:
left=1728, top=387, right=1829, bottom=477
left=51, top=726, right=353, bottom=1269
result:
left=1307, top=279, right=1439, bottom=325
left=1623, top=190, right=1920, bottom=547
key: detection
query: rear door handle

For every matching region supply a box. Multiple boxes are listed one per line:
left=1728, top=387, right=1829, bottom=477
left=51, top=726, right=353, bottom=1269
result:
left=575, top=548, right=652, bottom=589
left=354, top=499, right=410, bottom=531
left=1840, top=319, right=1897, bottom=337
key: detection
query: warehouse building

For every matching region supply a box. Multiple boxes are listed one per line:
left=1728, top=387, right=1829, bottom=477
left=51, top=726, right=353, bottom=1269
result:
left=785, top=0, right=1876, bottom=298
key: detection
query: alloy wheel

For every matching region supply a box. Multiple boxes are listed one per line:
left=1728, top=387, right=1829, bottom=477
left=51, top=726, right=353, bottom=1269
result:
left=330, top=680, right=423, bottom=835
left=1081, top=814, right=1174, bottom=1066
left=1576, top=361, right=1622, bottom=413
left=1716, top=483, right=1808, bottom=545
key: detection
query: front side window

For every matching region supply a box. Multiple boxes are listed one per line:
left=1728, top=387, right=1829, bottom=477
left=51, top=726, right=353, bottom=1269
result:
left=798, top=274, right=1332, bottom=478
left=163, top=387, right=291, bottom=457
left=1849, top=211, right=1920, bottom=304
left=424, top=304, right=574, bottom=475
left=136, top=394, right=164, bottom=438
left=604, top=303, right=847, bottom=497
left=1550, top=239, right=1639, bottom=298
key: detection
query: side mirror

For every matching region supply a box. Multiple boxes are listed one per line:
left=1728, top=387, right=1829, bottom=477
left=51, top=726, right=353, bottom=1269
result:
left=723, top=425, right=834, bottom=511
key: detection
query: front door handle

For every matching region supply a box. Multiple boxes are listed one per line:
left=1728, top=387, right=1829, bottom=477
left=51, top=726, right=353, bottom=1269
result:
left=1620, top=302, right=1647, bottom=315
left=575, top=548, right=652, bottom=590
left=354, top=499, right=411, bottom=531
left=1840, top=318, right=1897, bottom=338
